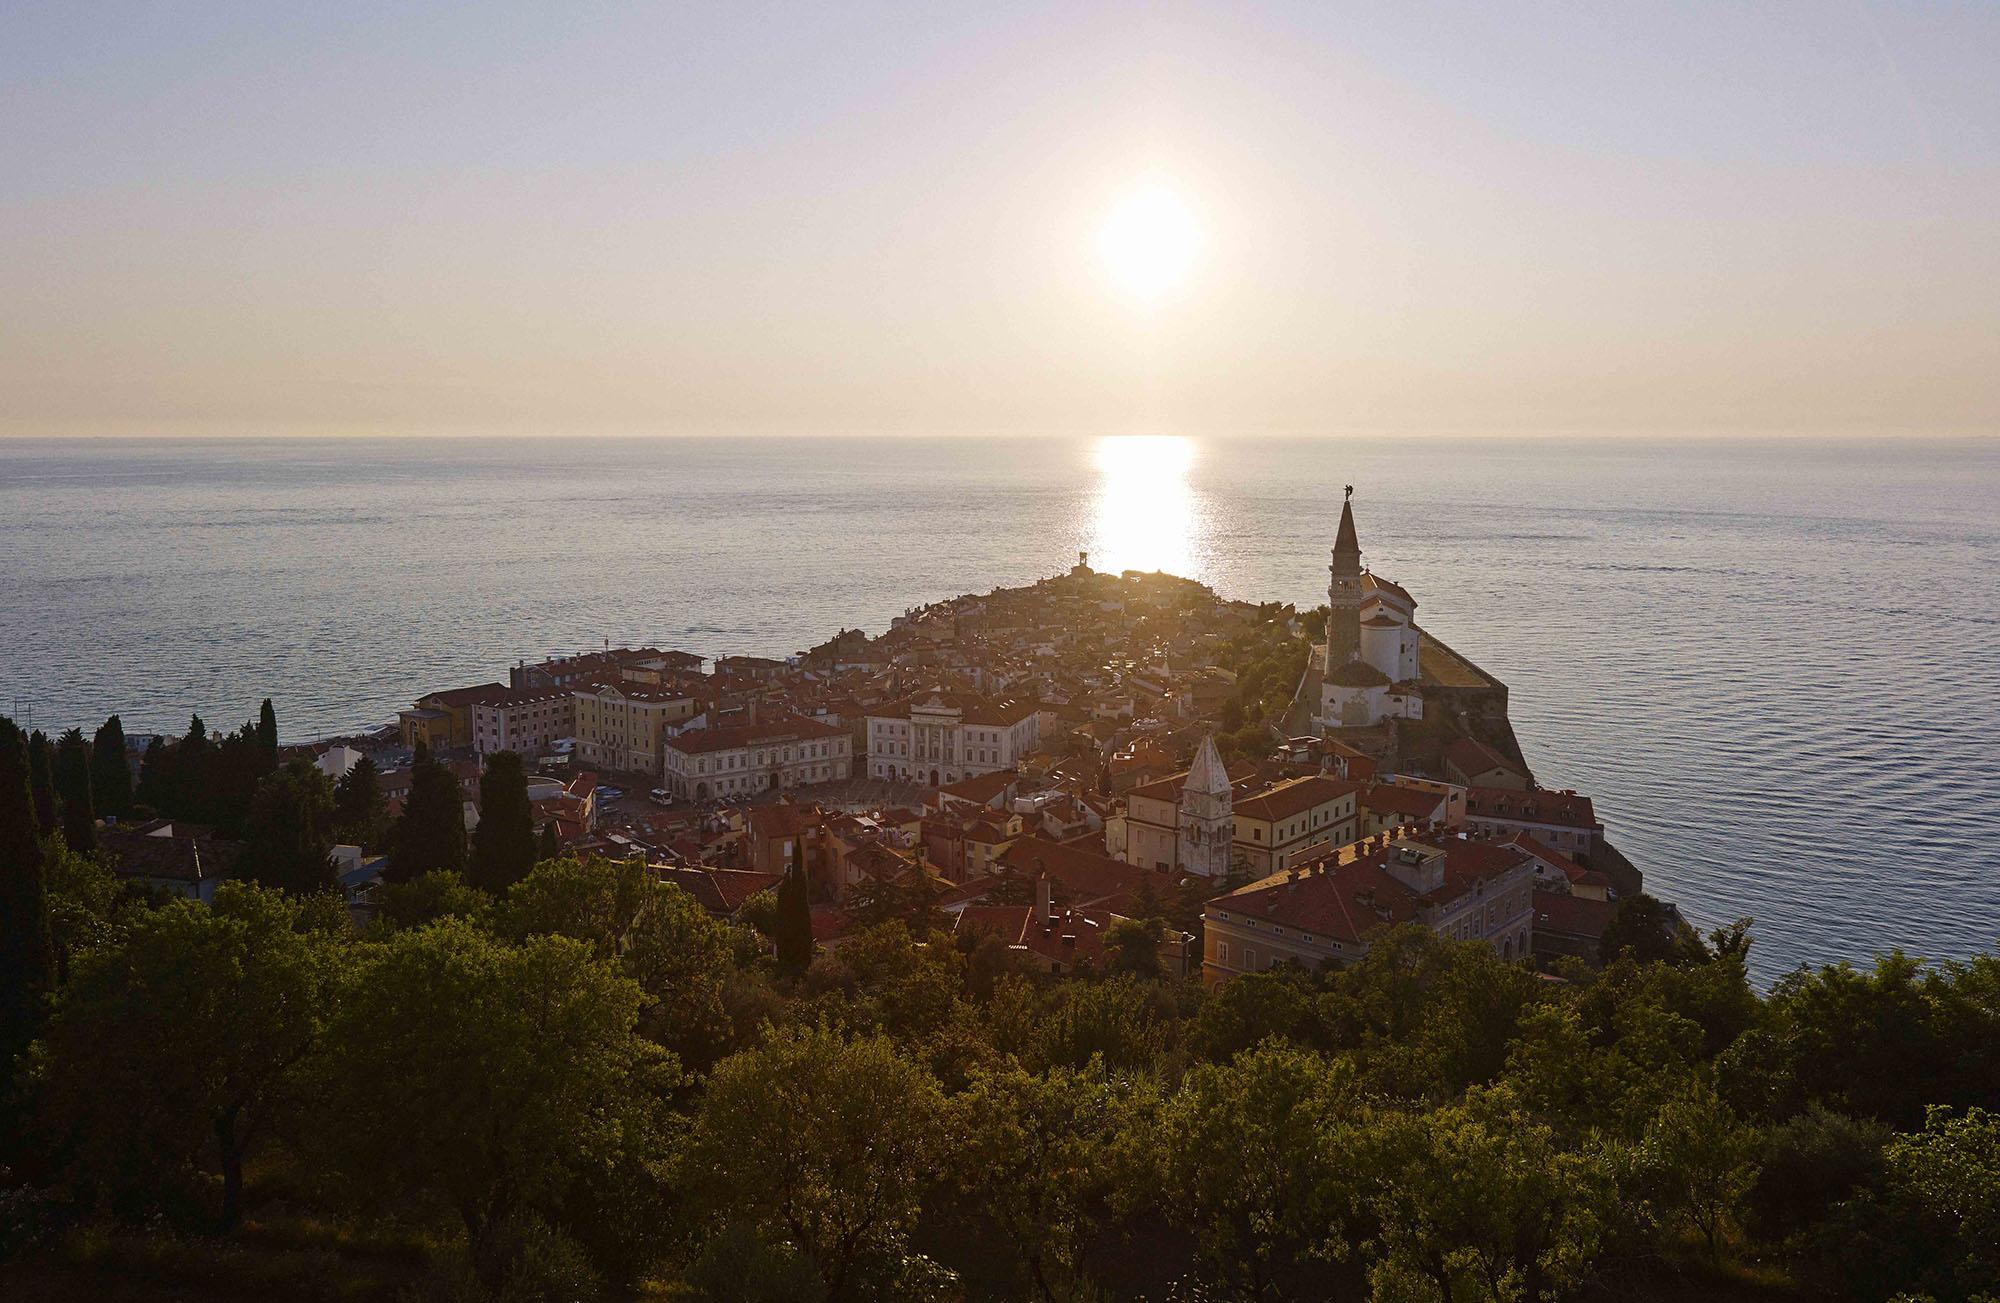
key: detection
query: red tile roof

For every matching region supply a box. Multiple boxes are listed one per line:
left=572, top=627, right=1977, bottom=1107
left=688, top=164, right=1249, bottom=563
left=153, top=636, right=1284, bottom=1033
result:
left=1208, top=836, right=1530, bottom=944
left=666, top=713, right=847, bottom=755
left=1466, top=786, right=1600, bottom=829
left=1232, top=775, right=1359, bottom=823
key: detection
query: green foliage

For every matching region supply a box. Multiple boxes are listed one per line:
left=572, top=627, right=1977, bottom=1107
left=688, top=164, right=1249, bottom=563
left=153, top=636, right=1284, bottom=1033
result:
left=28, top=729, right=58, bottom=835
left=89, top=715, right=132, bottom=819
left=950, top=1061, right=1152, bottom=1302
left=1598, top=892, right=1694, bottom=966
left=373, top=868, right=494, bottom=933
left=1881, top=1105, right=2000, bottom=1287
left=256, top=700, right=279, bottom=773
left=1637, top=1075, right=1759, bottom=1266
left=237, top=759, right=337, bottom=895
left=319, top=918, right=675, bottom=1266
left=504, top=855, right=741, bottom=1072
left=10, top=728, right=2000, bottom=1303
left=389, top=741, right=466, bottom=882
left=470, top=751, right=537, bottom=894
left=331, top=755, right=386, bottom=850
left=33, top=883, right=341, bottom=1229
left=39, top=838, right=131, bottom=980
left=1148, top=1041, right=1359, bottom=1298
left=1365, top=1084, right=1617, bottom=1302
left=0, top=717, right=56, bottom=1093
left=774, top=860, right=813, bottom=978
left=1189, top=966, right=1321, bottom=1062
left=687, top=1024, right=948, bottom=1301
left=53, top=728, right=96, bottom=853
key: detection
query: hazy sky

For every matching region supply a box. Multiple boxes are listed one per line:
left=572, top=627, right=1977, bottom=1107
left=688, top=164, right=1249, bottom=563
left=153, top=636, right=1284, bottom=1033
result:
left=3, top=2, right=1996, bottom=438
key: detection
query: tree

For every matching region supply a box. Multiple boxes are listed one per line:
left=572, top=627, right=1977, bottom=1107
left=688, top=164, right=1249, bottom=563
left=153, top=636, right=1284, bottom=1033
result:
left=504, top=855, right=741, bottom=1071
left=389, top=740, right=466, bottom=882
left=238, top=758, right=337, bottom=895
left=27, top=728, right=58, bottom=835
left=134, top=735, right=170, bottom=813
left=775, top=849, right=814, bottom=979
left=1639, top=1076, right=1759, bottom=1267
left=470, top=751, right=537, bottom=894
left=537, top=819, right=563, bottom=862
left=173, top=713, right=213, bottom=822
left=321, top=919, right=672, bottom=1271
left=1149, top=1041, right=1360, bottom=1299
left=1880, top=1105, right=2000, bottom=1288
left=331, top=754, right=386, bottom=849
left=90, top=714, right=132, bottom=818
left=34, top=883, right=340, bottom=1229
left=256, top=698, right=279, bottom=772
left=952, top=1062, right=1151, bottom=1302
left=688, top=1025, right=949, bottom=1300
left=1104, top=917, right=1164, bottom=980
left=41, top=836, right=130, bottom=981
left=1190, top=966, right=1322, bottom=1063
left=1599, top=892, right=1690, bottom=966
left=52, top=727, right=96, bottom=853
left=0, top=717, right=56, bottom=1087
left=208, top=723, right=266, bottom=838
left=1366, top=1084, right=1616, bottom=1301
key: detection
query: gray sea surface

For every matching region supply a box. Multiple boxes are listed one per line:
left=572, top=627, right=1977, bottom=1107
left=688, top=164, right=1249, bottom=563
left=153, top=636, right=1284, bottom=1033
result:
left=3, top=433, right=1996, bottom=981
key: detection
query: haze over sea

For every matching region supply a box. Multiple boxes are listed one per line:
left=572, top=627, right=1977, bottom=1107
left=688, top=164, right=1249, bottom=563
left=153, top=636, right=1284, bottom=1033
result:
left=3, top=434, right=1996, bottom=981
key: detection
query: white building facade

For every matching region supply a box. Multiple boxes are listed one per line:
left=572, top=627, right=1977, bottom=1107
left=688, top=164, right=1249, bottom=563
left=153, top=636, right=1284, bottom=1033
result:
left=663, top=714, right=853, bottom=801
left=866, top=692, right=1039, bottom=786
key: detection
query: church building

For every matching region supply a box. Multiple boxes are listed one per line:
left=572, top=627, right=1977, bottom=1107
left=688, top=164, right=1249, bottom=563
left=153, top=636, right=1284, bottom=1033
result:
left=1320, top=489, right=1426, bottom=731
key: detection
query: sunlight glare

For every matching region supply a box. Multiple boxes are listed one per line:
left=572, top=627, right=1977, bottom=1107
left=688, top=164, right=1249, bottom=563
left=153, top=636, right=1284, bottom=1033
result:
left=1096, top=182, right=1203, bottom=303
left=1086, top=435, right=1207, bottom=577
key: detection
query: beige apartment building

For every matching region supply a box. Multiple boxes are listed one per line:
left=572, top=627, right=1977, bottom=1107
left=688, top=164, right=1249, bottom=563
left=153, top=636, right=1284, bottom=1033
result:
left=573, top=682, right=699, bottom=776
left=1229, top=774, right=1360, bottom=876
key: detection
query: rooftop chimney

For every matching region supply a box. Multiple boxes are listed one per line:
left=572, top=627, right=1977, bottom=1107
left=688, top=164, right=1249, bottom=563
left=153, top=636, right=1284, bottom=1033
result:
left=1036, top=874, right=1054, bottom=925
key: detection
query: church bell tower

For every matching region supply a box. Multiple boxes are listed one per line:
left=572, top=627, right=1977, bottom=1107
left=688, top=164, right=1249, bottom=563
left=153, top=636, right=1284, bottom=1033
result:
left=1325, top=486, right=1363, bottom=668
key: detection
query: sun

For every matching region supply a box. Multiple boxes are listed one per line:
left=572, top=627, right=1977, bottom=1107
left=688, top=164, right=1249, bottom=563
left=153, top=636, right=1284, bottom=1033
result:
left=1096, top=181, right=1203, bottom=303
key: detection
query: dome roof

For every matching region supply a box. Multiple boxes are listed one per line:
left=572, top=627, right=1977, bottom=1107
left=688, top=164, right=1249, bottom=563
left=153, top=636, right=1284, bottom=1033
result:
left=1326, top=658, right=1391, bottom=688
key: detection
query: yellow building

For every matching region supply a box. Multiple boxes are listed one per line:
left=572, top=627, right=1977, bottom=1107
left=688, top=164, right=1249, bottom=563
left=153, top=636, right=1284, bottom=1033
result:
left=573, top=683, right=698, bottom=776
left=398, top=682, right=507, bottom=750
left=1229, top=775, right=1359, bottom=876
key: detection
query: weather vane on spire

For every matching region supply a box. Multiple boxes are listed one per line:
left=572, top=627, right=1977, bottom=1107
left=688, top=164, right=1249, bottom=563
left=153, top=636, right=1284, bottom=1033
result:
left=1344, top=484, right=1354, bottom=501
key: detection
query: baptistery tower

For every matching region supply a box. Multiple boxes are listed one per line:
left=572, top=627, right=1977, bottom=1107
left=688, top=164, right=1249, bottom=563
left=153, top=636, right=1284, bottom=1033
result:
left=1177, top=734, right=1235, bottom=878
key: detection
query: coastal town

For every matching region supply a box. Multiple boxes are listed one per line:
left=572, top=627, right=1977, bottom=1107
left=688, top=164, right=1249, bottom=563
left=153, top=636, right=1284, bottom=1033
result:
left=89, top=492, right=1649, bottom=978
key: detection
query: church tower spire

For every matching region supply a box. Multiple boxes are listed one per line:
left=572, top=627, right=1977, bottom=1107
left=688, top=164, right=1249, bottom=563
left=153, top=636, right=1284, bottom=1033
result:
left=1325, top=486, right=1363, bottom=668
left=1177, top=734, right=1234, bottom=879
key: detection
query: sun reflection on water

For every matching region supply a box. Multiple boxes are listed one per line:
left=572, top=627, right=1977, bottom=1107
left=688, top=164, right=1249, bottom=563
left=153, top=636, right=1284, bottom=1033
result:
left=1085, top=435, right=1209, bottom=578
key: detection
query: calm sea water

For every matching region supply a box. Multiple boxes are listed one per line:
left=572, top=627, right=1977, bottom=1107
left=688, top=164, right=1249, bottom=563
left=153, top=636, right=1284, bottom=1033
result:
left=3, top=434, right=1996, bottom=980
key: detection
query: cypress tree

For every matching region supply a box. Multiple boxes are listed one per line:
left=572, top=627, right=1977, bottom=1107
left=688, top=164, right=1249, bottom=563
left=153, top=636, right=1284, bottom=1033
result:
left=389, top=741, right=466, bottom=883
left=775, top=838, right=814, bottom=977
left=256, top=699, right=279, bottom=774
left=0, top=718, right=55, bottom=1078
left=209, top=724, right=264, bottom=838
left=53, top=728, right=96, bottom=853
left=240, top=759, right=336, bottom=894
left=91, top=714, right=132, bottom=819
left=469, top=751, right=536, bottom=894
left=175, top=714, right=211, bottom=821
left=135, top=735, right=170, bottom=814
left=536, top=819, right=563, bottom=863
left=332, top=755, right=385, bottom=849
left=27, top=729, right=57, bottom=835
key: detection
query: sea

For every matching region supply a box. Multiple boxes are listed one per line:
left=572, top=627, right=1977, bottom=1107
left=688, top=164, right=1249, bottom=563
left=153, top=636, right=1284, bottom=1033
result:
left=3, top=434, right=1996, bottom=983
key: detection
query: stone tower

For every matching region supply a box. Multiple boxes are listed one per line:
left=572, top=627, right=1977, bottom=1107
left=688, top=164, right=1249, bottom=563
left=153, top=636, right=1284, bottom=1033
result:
left=1178, top=734, right=1234, bottom=878
left=1324, top=486, right=1363, bottom=670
